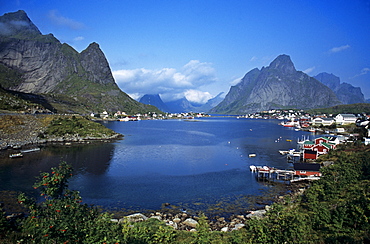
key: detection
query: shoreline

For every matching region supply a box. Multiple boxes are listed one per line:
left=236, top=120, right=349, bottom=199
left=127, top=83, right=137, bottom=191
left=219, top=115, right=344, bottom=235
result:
left=0, top=114, right=123, bottom=151
left=1, top=179, right=308, bottom=232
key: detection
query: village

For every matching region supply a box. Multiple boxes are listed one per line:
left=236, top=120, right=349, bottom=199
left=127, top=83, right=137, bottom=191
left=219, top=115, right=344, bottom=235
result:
left=250, top=111, right=370, bottom=183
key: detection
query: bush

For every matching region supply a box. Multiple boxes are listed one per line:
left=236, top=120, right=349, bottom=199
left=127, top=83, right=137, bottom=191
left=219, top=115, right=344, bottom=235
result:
left=17, top=162, right=123, bottom=243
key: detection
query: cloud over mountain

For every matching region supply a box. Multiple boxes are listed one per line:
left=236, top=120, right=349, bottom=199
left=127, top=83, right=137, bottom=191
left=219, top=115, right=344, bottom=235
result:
left=112, top=60, right=217, bottom=103
left=48, top=10, right=85, bottom=30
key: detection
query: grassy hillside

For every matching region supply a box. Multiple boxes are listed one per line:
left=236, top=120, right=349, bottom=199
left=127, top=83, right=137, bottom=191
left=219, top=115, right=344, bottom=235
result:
left=0, top=64, right=161, bottom=115
left=307, top=103, right=370, bottom=115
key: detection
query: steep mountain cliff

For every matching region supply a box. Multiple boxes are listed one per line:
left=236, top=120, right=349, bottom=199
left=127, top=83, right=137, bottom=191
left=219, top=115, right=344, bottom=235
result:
left=0, top=10, right=159, bottom=114
left=210, top=55, right=341, bottom=114
left=314, top=72, right=365, bottom=104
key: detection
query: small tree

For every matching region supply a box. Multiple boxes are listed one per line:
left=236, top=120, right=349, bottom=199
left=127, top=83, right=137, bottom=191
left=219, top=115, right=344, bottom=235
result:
left=17, top=162, right=122, bottom=243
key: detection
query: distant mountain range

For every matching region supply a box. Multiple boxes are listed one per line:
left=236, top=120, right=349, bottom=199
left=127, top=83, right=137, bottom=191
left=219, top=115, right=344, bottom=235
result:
left=0, top=10, right=159, bottom=114
left=139, top=93, right=224, bottom=113
left=314, top=72, right=365, bottom=104
left=210, top=55, right=367, bottom=114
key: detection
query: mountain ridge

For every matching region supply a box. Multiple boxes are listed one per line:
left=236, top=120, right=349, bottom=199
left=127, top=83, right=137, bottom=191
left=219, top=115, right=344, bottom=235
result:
left=210, top=55, right=341, bottom=114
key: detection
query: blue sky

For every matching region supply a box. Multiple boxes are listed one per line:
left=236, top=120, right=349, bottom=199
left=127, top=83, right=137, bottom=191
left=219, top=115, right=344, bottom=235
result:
left=1, top=0, right=370, bottom=102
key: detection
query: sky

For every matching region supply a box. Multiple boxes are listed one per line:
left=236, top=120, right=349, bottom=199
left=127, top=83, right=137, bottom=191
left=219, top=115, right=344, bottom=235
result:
left=1, top=0, right=370, bottom=103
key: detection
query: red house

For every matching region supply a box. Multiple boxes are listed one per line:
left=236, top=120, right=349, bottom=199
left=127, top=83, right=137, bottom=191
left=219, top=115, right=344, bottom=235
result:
left=302, top=137, right=336, bottom=160
left=312, top=143, right=331, bottom=154
left=303, top=150, right=318, bottom=160
left=303, top=141, right=315, bottom=149
left=314, top=137, right=329, bottom=145
left=294, top=163, right=321, bottom=177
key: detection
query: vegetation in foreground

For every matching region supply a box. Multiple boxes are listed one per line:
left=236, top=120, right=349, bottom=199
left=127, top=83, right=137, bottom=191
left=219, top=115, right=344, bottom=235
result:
left=1, top=144, right=369, bottom=243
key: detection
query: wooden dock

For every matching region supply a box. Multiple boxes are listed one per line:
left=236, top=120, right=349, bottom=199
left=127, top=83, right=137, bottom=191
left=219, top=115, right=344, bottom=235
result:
left=250, top=165, right=320, bottom=182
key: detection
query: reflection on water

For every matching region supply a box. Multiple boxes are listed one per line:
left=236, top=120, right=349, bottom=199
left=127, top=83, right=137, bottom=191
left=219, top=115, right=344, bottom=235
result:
left=0, top=142, right=115, bottom=195
left=0, top=117, right=312, bottom=213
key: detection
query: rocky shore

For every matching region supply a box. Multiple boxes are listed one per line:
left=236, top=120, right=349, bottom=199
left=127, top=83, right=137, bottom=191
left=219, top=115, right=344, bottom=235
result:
left=106, top=182, right=308, bottom=232
left=110, top=185, right=306, bottom=232
left=0, top=114, right=122, bottom=151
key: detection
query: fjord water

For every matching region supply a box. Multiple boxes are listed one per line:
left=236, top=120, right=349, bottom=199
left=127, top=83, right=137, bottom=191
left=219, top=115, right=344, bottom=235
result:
left=0, top=117, right=310, bottom=213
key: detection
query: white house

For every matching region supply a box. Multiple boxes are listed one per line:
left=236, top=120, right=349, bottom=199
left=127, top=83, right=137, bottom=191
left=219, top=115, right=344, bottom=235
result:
left=312, top=117, right=335, bottom=126
left=335, top=114, right=357, bottom=125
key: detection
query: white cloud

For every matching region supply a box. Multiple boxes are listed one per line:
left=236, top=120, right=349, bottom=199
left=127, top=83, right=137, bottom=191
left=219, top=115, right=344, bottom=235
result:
left=329, top=44, right=350, bottom=53
left=351, top=67, right=370, bottom=79
left=360, top=67, right=370, bottom=75
left=230, top=76, right=243, bottom=86
left=250, top=56, right=257, bottom=62
left=112, top=60, right=217, bottom=103
left=184, top=89, right=213, bottom=104
left=303, top=66, right=315, bottom=74
left=73, top=36, right=84, bottom=41
left=48, top=10, right=84, bottom=30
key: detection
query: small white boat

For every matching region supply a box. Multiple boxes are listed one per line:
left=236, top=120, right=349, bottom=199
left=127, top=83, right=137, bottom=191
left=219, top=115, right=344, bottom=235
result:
left=279, top=150, right=289, bottom=155
left=9, top=153, right=23, bottom=158
left=21, top=148, right=40, bottom=153
left=248, top=153, right=256, bottom=158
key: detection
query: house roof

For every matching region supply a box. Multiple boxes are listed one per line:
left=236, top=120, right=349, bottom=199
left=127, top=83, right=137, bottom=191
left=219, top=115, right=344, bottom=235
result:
left=338, top=114, right=356, bottom=118
left=303, top=141, right=315, bottom=145
left=321, top=142, right=332, bottom=149
left=294, top=163, right=321, bottom=171
left=321, top=118, right=334, bottom=121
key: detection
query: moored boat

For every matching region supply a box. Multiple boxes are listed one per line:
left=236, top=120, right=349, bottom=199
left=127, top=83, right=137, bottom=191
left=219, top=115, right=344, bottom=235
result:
left=21, top=148, right=40, bottom=153
left=9, top=153, right=23, bottom=158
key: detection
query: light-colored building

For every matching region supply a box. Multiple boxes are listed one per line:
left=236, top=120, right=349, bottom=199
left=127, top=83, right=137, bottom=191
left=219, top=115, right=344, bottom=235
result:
left=312, top=117, right=335, bottom=126
left=335, top=114, right=357, bottom=125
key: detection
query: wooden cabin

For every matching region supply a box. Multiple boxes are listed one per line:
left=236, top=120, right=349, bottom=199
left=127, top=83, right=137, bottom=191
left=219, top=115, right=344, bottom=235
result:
left=294, top=163, right=321, bottom=177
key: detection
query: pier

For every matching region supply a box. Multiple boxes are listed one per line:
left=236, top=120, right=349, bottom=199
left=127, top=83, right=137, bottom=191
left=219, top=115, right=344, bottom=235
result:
left=250, top=165, right=321, bottom=183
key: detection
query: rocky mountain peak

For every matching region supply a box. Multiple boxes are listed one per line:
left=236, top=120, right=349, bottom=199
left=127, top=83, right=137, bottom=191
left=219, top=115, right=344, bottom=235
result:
left=0, top=10, right=42, bottom=37
left=80, top=42, right=115, bottom=85
left=269, top=54, right=296, bottom=74
left=210, top=55, right=341, bottom=114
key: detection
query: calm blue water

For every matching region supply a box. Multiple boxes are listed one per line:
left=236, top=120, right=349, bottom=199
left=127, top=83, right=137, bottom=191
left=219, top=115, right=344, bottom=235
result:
left=0, top=117, right=312, bottom=214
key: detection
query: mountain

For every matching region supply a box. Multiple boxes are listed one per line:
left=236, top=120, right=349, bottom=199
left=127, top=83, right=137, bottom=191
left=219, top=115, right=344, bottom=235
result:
left=0, top=10, right=159, bottom=114
left=139, top=92, right=224, bottom=114
left=196, top=92, right=224, bottom=113
left=314, top=72, right=365, bottom=104
left=139, top=94, right=170, bottom=112
left=210, top=55, right=341, bottom=114
left=165, top=97, right=194, bottom=113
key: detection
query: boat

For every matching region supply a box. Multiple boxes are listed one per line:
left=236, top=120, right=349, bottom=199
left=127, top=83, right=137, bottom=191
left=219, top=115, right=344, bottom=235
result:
left=9, top=153, right=23, bottom=158
left=21, top=148, right=40, bottom=153
left=248, top=153, right=256, bottom=157
left=280, top=121, right=295, bottom=127
left=279, top=150, right=288, bottom=155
